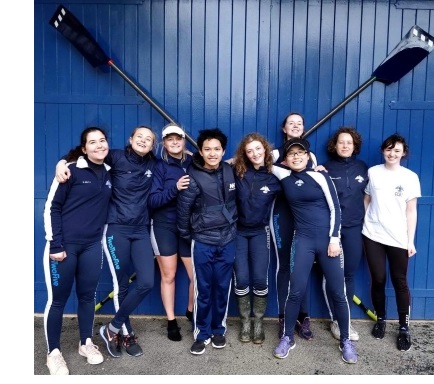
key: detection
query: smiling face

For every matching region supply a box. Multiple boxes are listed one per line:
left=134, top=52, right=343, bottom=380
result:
left=245, top=140, right=265, bottom=169
left=129, top=127, right=155, bottom=156
left=383, top=142, right=405, bottom=167
left=285, top=144, right=309, bottom=172
left=335, top=132, right=354, bottom=158
left=199, top=138, right=225, bottom=169
left=163, top=133, right=185, bottom=159
left=82, top=130, right=109, bottom=164
left=283, top=114, right=304, bottom=139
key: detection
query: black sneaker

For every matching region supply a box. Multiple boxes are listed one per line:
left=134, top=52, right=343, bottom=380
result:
left=190, top=338, right=211, bottom=355
left=397, top=328, right=412, bottom=351
left=99, top=324, right=122, bottom=358
left=372, top=320, right=386, bottom=339
left=123, top=331, right=143, bottom=357
left=211, top=334, right=226, bottom=349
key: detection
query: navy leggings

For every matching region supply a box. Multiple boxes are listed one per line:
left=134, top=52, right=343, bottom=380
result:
left=272, top=196, right=310, bottom=315
left=362, top=235, right=410, bottom=327
left=283, top=229, right=350, bottom=340
left=103, top=224, right=155, bottom=334
left=323, top=224, right=363, bottom=320
left=233, top=227, right=271, bottom=297
left=44, top=241, right=103, bottom=352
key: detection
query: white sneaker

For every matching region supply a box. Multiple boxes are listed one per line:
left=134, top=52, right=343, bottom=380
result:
left=330, top=321, right=359, bottom=341
left=330, top=320, right=340, bottom=340
left=349, top=324, right=359, bottom=341
left=78, top=338, right=104, bottom=364
left=47, top=348, right=69, bottom=375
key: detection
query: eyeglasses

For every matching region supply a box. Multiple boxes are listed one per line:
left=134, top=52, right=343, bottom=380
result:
left=286, top=150, right=307, bottom=158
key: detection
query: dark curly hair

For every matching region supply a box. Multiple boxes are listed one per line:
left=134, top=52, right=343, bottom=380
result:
left=327, top=126, right=362, bottom=157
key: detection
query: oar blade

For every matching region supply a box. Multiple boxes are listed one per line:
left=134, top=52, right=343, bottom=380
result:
left=373, top=25, right=434, bottom=85
left=49, top=4, right=110, bottom=68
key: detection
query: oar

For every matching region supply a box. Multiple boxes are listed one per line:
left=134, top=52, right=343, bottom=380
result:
left=49, top=4, right=198, bottom=149
left=303, top=25, right=434, bottom=137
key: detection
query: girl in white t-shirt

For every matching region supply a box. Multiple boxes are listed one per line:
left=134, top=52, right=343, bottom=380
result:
left=362, top=134, right=421, bottom=352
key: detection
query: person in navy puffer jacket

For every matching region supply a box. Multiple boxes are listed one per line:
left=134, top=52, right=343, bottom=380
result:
left=177, top=128, right=237, bottom=356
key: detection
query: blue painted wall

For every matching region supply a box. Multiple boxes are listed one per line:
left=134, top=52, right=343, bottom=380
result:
left=34, top=0, right=434, bottom=319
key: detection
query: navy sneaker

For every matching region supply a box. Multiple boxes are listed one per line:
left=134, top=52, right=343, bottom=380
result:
left=295, top=317, right=313, bottom=340
left=273, top=335, right=296, bottom=359
left=211, top=334, right=226, bottom=348
left=397, top=327, right=411, bottom=351
left=190, top=338, right=211, bottom=355
left=372, top=320, right=386, bottom=339
left=340, top=338, right=357, bottom=364
left=99, top=324, right=122, bottom=358
left=122, top=332, right=143, bottom=357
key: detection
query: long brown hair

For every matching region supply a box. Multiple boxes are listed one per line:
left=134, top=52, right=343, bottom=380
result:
left=233, top=133, right=274, bottom=179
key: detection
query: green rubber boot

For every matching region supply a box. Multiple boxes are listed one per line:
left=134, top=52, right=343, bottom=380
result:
left=237, top=295, right=252, bottom=342
left=253, top=296, right=267, bottom=344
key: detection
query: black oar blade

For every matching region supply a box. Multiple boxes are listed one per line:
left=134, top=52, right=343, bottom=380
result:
left=373, top=25, right=434, bottom=85
left=49, top=4, right=110, bottom=68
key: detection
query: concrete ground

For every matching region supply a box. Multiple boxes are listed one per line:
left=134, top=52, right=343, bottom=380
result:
left=34, top=314, right=434, bottom=376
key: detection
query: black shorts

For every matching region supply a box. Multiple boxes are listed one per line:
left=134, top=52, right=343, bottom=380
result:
left=150, top=222, right=191, bottom=257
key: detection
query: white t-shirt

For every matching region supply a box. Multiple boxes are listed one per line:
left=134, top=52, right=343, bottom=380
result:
left=362, top=164, right=421, bottom=249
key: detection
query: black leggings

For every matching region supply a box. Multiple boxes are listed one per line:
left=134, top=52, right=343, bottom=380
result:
left=362, top=235, right=410, bottom=327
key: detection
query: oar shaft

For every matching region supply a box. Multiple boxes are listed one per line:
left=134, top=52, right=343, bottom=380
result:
left=304, top=76, right=377, bottom=138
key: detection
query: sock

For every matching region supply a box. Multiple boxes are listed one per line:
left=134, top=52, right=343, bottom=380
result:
left=185, top=309, right=193, bottom=322
left=167, top=318, right=179, bottom=329
left=108, top=323, right=120, bottom=334
left=278, top=314, right=284, bottom=320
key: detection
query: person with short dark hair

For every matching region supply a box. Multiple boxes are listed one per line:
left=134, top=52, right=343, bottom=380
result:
left=177, top=128, right=237, bottom=355
left=272, top=137, right=357, bottom=364
left=44, top=127, right=112, bottom=375
left=322, top=126, right=368, bottom=341
left=363, top=134, right=421, bottom=352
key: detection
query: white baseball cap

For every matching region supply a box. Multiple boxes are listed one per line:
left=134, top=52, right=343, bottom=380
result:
left=162, top=125, right=185, bottom=138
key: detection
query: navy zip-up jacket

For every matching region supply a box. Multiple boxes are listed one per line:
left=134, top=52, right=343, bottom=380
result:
left=272, top=164, right=341, bottom=242
left=148, top=154, right=192, bottom=224
left=105, top=147, right=156, bottom=226
left=235, top=165, right=282, bottom=233
left=45, top=156, right=112, bottom=254
left=324, top=155, right=368, bottom=227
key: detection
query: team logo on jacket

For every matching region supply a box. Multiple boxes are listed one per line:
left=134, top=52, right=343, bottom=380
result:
left=295, top=180, right=304, bottom=187
left=145, top=170, right=153, bottom=178
left=106, top=180, right=112, bottom=188
left=260, top=186, right=271, bottom=194
left=355, top=175, right=365, bottom=183
left=229, top=183, right=236, bottom=191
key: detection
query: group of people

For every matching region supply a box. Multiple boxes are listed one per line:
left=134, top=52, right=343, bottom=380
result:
left=42, top=112, right=421, bottom=374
